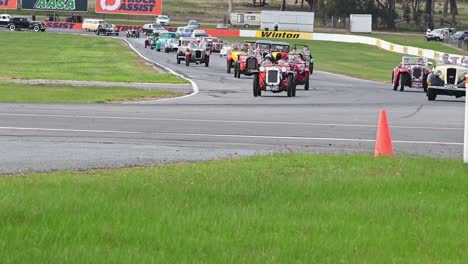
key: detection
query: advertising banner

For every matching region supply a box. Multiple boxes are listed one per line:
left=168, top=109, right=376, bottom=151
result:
left=0, top=0, right=17, bottom=9
left=96, top=0, right=162, bottom=16
left=21, top=0, right=88, bottom=12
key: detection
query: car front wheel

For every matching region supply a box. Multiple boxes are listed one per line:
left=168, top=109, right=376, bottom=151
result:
left=427, top=88, right=436, bottom=101
left=392, top=73, right=399, bottom=91
left=399, top=73, right=405, bottom=91
left=9, top=25, right=15, bottom=31
left=33, top=25, right=40, bottom=32
left=304, top=72, right=310, bottom=90
left=227, top=60, right=232, bottom=73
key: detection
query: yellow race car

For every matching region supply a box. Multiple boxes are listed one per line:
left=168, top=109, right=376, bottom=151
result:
left=226, top=41, right=254, bottom=73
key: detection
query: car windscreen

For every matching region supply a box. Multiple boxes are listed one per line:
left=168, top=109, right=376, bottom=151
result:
left=160, top=33, right=177, bottom=39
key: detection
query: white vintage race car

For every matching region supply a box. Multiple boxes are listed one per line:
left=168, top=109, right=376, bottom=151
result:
left=219, top=43, right=232, bottom=57
left=426, top=54, right=468, bottom=101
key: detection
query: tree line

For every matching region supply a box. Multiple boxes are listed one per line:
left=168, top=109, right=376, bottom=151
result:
left=229, top=0, right=466, bottom=30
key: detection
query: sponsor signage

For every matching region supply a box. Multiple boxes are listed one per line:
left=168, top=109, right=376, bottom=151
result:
left=44, top=22, right=143, bottom=32
left=96, top=0, right=162, bottom=16
left=21, top=0, right=88, bottom=12
left=256, top=31, right=301, bottom=39
left=45, top=22, right=82, bottom=30
left=0, top=0, right=17, bottom=9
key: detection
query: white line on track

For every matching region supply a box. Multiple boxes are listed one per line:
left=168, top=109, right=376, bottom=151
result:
left=0, top=113, right=462, bottom=131
left=0, top=126, right=462, bottom=146
left=123, top=39, right=198, bottom=102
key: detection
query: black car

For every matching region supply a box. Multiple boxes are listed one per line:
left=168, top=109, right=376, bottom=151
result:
left=96, top=23, right=119, bottom=36
left=7, top=17, right=46, bottom=32
left=450, top=30, right=468, bottom=40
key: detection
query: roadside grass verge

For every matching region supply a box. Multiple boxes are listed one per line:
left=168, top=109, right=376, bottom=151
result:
left=0, top=82, right=185, bottom=103
left=0, top=154, right=466, bottom=263
left=359, top=32, right=468, bottom=56
left=0, top=31, right=186, bottom=84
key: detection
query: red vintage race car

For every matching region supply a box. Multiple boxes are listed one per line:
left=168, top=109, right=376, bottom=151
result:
left=234, top=53, right=259, bottom=78
left=252, top=57, right=296, bottom=97
left=392, top=56, right=431, bottom=92
left=288, top=54, right=311, bottom=90
left=210, top=38, right=224, bottom=53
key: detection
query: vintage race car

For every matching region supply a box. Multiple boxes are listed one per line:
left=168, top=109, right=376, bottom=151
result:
left=392, top=56, right=431, bottom=92
left=220, top=41, right=232, bottom=57
left=426, top=54, right=467, bottom=101
left=289, top=54, right=311, bottom=90
left=252, top=59, right=297, bottom=97
left=156, top=31, right=179, bottom=52
left=96, top=23, right=118, bottom=36
left=291, top=44, right=314, bottom=75
left=234, top=53, right=259, bottom=78
left=226, top=42, right=247, bottom=73
left=125, top=29, right=140, bottom=38
left=210, top=38, right=224, bottom=53
left=176, top=37, right=210, bottom=67
left=254, top=40, right=272, bottom=60
left=270, top=41, right=290, bottom=61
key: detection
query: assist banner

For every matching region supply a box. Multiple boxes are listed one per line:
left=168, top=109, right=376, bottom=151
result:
left=0, top=0, right=17, bottom=9
left=96, top=0, right=162, bottom=16
left=21, top=0, right=88, bottom=12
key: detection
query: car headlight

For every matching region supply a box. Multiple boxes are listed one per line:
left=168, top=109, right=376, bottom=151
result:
left=435, top=70, right=442, bottom=76
left=281, top=67, right=287, bottom=72
left=259, top=66, right=265, bottom=72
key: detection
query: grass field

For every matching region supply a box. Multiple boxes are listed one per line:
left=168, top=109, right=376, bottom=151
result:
left=0, top=82, right=184, bottom=103
left=0, top=154, right=466, bottom=263
left=0, top=31, right=186, bottom=84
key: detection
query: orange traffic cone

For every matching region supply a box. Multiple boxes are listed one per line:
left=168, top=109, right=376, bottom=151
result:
left=374, top=109, right=394, bottom=157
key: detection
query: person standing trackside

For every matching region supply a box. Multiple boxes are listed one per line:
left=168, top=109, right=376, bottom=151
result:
left=274, top=23, right=279, bottom=31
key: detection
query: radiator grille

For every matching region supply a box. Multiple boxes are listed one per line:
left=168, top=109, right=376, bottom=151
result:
left=247, top=58, right=257, bottom=70
left=195, top=50, right=202, bottom=59
left=412, top=67, right=422, bottom=79
left=446, top=68, right=457, bottom=84
left=267, top=70, right=279, bottom=83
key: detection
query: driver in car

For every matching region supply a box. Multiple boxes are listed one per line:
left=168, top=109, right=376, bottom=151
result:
left=276, top=52, right=290, bottom=66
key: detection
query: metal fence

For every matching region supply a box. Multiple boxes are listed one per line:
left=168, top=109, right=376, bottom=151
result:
left=445, top=37, right=468, bottom=52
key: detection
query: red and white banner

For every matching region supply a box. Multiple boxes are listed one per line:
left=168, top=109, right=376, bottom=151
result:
left=0, top=0, right=17, bottom=9
left=96, top=0, right=162, bottom=16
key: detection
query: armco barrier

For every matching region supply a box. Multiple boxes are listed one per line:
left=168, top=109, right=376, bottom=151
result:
left=239, top=30, right=463, bottom=59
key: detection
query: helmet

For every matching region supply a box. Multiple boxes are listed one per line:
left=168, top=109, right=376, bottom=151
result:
left=281, top=52, right=288, bottom=60
left=264, top=53, right=272, bottom=59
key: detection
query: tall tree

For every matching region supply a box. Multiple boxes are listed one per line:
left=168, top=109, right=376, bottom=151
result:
left=425, top=0, right=434, bottom=29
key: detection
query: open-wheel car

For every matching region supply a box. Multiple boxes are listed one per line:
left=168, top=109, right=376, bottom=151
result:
left=426, top=54, right=467, bottom=101
left=226, top=42, right=247, bottom=73
left=288, top=53, right=311, bottom=90
left=176, top=37, right=210, bottom=67
left=392, top=56, right=431, bottom=92
left=252, top=54, right=297, bottom=97
left=291, top=44, right=314, bottom=75
left=126, top=28, right=140, bottom=38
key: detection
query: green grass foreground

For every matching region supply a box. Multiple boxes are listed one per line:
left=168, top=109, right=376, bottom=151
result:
left=0, top=31, right=186, bottom=84
left=0, top=154, right=466, bottom=263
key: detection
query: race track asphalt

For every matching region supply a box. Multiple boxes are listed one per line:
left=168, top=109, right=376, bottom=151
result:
left=0, top=31, right=465, bottom=174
